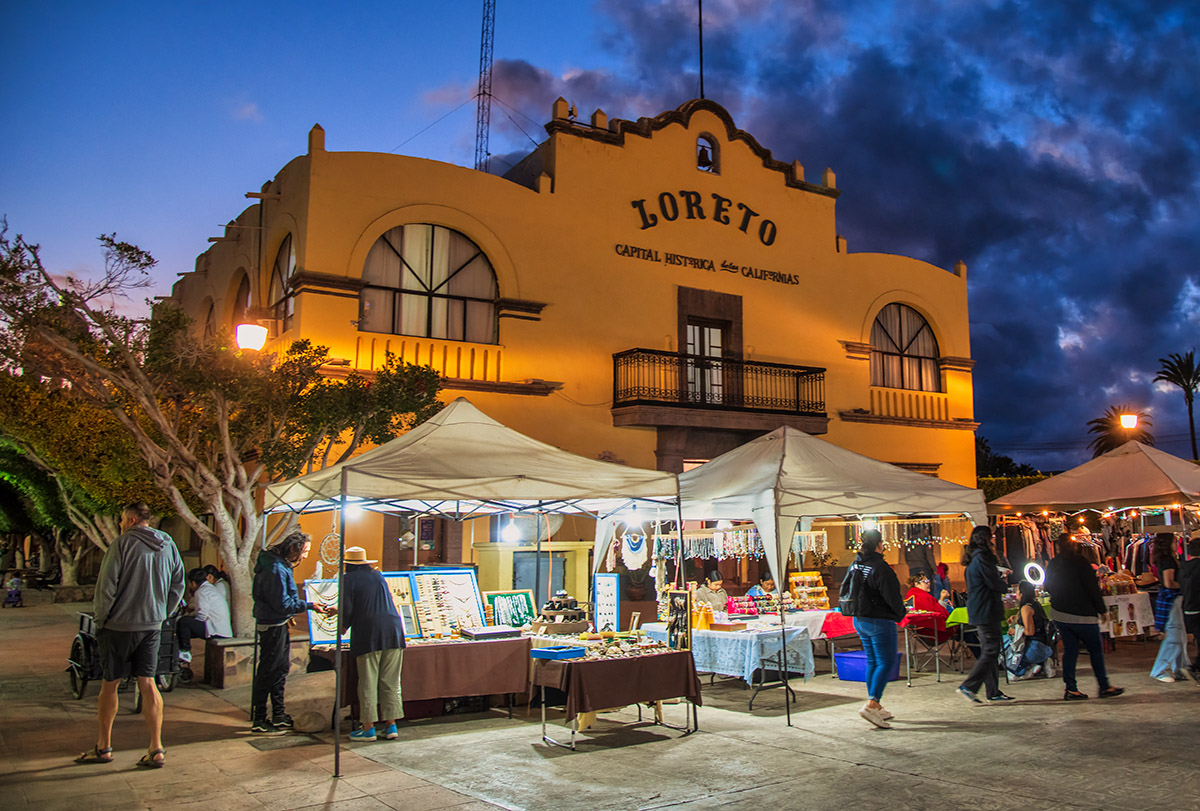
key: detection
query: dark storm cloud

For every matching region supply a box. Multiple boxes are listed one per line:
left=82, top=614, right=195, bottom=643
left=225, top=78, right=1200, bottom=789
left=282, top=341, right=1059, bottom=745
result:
left=486, top=0, right=1200, bottom=466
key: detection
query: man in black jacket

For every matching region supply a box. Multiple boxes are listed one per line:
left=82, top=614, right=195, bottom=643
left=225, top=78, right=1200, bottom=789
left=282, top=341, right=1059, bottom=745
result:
left=251, top=531, right=334, bottom=733
left=1046, top=533, right=1124, bottom=700
left=1175, top=536, right=1199, bottom=680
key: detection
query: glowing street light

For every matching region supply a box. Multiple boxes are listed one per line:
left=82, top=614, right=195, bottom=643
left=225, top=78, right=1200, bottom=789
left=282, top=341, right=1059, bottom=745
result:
left=1119, top=413, right=1139, bottom=429
left=235, top=323, right=269, bottom=351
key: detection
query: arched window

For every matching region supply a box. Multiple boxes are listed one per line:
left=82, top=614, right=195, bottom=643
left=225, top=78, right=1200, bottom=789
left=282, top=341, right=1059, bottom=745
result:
left=231, top=273, right=251, bottom=326
left=359, top=224, right=498, bottom=343
left=869, top=303, right=941, bottom=392
left=269, top=235, right=296, bottom=334
left=696, top=135, right=719, bottom=173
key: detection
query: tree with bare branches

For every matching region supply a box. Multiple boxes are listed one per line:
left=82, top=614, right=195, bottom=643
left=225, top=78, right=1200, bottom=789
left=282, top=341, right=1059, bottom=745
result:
left=0, top=228, right=442, bottom=632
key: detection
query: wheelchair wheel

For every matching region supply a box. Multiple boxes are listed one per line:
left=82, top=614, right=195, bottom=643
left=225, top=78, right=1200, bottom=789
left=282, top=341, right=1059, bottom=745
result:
left=68, top=638, right=88, bottom=699
left=157, top=672, right=178, bottom=693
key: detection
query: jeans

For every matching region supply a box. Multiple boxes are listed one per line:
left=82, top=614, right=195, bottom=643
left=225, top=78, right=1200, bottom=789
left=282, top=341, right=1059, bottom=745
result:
left=1150, top=599, right=1189, bottom=678
left=1012, top=639, right=1053, bottom=676
left=961, top=622, right=1002, bottom=698
left=177, top=615, right=208, bottom=653
left=1057, top=621, right=1109, bottom=692
left=252, top=624, right=291, bottom=721
left=853, top=617, right=897, bottom=702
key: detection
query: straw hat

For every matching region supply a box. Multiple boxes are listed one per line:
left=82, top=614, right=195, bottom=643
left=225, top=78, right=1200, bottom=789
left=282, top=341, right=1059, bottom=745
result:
left=343, top=546, right=377, bottom=565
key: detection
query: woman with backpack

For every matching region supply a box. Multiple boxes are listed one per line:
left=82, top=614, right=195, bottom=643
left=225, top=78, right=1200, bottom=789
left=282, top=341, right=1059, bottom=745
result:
left=840, top=529, right=905, bottom=729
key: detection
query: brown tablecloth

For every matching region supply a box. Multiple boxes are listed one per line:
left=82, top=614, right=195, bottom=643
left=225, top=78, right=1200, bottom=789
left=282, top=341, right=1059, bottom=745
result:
left=315, top=636, right=532, bottom=707
left=532, top=650, right=702, bottom=723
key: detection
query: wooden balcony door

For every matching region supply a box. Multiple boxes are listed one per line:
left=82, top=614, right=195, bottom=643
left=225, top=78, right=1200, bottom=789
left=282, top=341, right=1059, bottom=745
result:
left=686, top=319, right=726, bottom=405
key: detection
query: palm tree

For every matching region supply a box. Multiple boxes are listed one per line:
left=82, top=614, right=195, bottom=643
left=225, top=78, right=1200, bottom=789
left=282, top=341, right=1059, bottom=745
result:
left=1086, top=404, right=1154, bottom=457
left=1154, top=350, right=1200, bottom=460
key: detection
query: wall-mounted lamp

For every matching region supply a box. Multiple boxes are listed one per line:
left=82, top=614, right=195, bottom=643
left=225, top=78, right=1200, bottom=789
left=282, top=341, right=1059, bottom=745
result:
left=235, top=323, right=269, bottom=350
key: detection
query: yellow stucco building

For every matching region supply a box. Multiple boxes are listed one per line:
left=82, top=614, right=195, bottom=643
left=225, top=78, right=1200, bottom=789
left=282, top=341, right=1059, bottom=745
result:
left=169, top=98, right=977, bottom=586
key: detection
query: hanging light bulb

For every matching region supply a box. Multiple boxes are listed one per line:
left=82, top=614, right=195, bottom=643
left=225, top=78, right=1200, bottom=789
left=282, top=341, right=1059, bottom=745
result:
left=501, top=515, right=521, bottom=542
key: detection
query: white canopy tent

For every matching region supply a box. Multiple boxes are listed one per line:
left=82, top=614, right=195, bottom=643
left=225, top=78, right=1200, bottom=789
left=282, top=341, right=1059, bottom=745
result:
left=596, top=426, right=988, bottom=600
left=263, top=397, right=679, bottom=519
left=989, top=440, right=1200, bottom=515
left=260, top=397, right=679, bottom=776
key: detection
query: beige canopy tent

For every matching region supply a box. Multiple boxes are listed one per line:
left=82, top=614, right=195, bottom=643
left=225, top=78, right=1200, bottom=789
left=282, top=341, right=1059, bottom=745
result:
left=261, top=397, right=679, bottom=776
left=670, top=426, right=989, bottom=604
left=989, top=440, right=1200, bottom=514
left=263, top=397, right=679, bottom=519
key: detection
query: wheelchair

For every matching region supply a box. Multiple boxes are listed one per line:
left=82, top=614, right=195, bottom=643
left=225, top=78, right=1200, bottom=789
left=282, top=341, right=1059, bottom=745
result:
left=67, top=611, right=180, bottom=712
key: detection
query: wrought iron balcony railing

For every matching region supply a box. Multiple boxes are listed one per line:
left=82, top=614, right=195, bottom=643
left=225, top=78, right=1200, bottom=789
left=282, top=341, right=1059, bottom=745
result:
left=613, top=348, right=825, bottom=415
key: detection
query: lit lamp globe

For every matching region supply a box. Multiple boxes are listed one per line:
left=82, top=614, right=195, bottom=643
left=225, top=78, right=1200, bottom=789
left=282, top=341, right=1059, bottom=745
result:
left=1118, top=413, right=1138, bottom=429
left=235, top=323, right=269, bottom=351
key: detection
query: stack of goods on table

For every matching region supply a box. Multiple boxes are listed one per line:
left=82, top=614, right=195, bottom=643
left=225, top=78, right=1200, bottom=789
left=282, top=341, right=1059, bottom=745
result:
left=726, top=592, right=798, bottom=616
left=532, top=590, right=590, bottom=635
left=788, top=572, right=830, bottom=610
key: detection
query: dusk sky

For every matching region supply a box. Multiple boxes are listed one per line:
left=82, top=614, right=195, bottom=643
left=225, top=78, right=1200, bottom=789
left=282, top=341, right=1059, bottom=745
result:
left=4, top=1, right=1199, bottom=469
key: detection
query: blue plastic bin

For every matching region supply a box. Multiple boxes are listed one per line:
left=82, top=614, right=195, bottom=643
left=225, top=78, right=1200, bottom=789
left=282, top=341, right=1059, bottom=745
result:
left=833, top=650, right=902, bottom=682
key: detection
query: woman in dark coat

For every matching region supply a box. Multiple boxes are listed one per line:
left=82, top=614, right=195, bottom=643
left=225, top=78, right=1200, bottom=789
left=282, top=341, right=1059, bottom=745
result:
left=340, top=547, right=407, bottom=741
left=956, top=525, right=1014, bottom=704
left=840, top=529, right=905, bottom=729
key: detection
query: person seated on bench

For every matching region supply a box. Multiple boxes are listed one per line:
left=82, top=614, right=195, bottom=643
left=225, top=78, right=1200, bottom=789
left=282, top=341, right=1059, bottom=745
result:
left=176, top=568, right=232, bottom=663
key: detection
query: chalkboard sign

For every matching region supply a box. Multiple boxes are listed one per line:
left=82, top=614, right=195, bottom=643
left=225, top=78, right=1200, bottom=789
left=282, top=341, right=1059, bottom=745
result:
left=666, top=589, right=692, bottom=651
left=483, top=589, right=537, bottom=627
left=592, top=573, right=621, bottom=632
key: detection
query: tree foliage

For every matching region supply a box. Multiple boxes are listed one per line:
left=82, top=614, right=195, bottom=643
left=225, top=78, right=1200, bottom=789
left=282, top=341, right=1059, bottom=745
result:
left=1154, top=349, right=1199, bottom=461
left=1086, top=404, right=1154, bottom=458
left=975, top=436, right=1041, bottom=477
left=0, top=226, right=443, bottom=632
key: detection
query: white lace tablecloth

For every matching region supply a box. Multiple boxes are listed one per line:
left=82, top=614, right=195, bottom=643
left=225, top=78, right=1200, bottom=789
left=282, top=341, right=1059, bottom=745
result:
left=643, top=623, right=814, bottom=685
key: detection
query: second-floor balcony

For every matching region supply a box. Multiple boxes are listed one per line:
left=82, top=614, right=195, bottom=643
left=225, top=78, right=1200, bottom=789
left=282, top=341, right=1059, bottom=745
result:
left=613, top=348, right=826, bottom=417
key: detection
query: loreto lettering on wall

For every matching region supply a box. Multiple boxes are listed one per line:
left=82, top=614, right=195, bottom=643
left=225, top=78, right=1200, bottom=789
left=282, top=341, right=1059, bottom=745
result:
left=613, top=243, right=800, bottom=286
left=630, top=191, right=778, bottom=246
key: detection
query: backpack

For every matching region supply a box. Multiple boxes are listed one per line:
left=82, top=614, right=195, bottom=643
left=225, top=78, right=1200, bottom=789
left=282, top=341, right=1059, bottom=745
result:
left=839, top=562, right=875, bottom=617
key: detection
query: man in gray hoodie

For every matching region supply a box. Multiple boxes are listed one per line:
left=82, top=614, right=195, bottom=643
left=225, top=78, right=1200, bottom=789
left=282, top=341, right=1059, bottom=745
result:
left=76, top=503, right=185, bottom=768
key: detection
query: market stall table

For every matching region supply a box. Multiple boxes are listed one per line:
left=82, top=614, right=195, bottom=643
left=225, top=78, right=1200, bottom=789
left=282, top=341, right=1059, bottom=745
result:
left=531, top=649, right=702, bottom=750
left=643, top=623, right=814, bottom=708
left=314, top=636, right=531, bottom=720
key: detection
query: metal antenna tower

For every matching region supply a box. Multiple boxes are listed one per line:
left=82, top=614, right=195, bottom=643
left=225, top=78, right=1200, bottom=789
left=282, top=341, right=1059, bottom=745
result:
left=475, top=0, right=496, bottom=172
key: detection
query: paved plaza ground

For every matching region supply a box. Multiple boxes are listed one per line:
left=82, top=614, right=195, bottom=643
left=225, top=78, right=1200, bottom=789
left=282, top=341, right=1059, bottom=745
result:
left=2, top=594, right=1197, bottom=811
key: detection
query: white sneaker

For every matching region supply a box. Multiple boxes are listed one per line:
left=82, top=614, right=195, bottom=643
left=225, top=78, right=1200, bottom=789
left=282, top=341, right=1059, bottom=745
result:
left=1152, top=673, right=1175, bottom=683
left=178, top=651, right=192, bottom=664
left=878, top=707, right=894, bottom=721
left=1029, top=663, right=1043, bottom=677
left=1043, top=663, right=1056, bottom=678
left=858, top=706, right=891, bottom=729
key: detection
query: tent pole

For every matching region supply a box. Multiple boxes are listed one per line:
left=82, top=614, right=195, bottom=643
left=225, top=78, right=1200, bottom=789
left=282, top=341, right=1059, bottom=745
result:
left=778, top=511, right=791, bottom=727
left=333, top=469, right=348, bottom=778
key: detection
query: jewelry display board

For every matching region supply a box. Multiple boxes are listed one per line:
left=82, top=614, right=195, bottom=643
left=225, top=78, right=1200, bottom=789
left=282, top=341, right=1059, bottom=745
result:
left=411, top=568, right=486, bottom=637
left=666, top=590, right=692, bottom=651
left=483, top=589, right=537, bottom=627
left=593, top=572, right=621, bottom=632
left=304, top=568, right=485, bottom=643
left=305, top=580, right=341, bottom=645
left=383, top=573, right=421, bottom=639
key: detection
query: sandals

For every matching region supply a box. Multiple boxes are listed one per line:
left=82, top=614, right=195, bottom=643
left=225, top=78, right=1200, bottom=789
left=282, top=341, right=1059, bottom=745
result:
left=75, top=745, right=114, bottom=764
left=136, top=748, right=166, bottom=768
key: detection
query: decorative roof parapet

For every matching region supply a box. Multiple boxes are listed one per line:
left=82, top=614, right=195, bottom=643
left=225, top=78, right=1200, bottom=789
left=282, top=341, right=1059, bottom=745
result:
left=544, top=97, right=840, bottom=199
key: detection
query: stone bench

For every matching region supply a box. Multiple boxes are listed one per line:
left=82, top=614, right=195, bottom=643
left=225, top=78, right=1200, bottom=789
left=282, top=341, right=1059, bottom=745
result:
left=204, top=631, right=310, bottom=689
